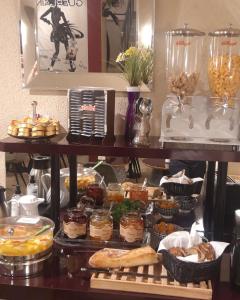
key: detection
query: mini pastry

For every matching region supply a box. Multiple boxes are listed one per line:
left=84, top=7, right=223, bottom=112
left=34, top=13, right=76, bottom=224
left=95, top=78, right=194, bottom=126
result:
left=18, top=123, right=33, bottom=129
left=45, top=130, right=56, bottom=136
left=8, top=128, right=18, bottom=136
left=32, top=125, right=45, bottom=132
left=10, top=120, right=19, bottom=126
left=8, top=125, right=17, bottom=131
left=23, top=117, right=33, bottom=124
left=18, top=127, right=30, bottom=134
left=31, top=131, right=45, bottom=137
left=18, top=132, right=30, bottom=137
left=46, top=125, right=56, bottom=132
left=37, top=117, right=50, bottom=125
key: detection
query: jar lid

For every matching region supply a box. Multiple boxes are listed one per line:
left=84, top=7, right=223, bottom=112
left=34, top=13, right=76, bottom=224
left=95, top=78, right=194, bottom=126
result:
left=167, top=23, right=205, bottom=37
left=32, top=156, right=50, bottom=170
left=123, top=211, right=141, bottom=218
left=92, top=209, right=109, bottom=217
left=209, top=24, right=240, bottom=37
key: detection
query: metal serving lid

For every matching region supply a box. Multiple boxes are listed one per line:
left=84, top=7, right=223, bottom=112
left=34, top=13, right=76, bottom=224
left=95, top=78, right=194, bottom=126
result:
left=167, top=23, right=205, bottom=37
left=209, top=24, right=240, bottom=37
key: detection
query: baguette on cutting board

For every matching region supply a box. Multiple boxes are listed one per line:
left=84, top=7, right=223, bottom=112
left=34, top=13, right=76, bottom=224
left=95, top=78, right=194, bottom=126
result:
left=89, top=246, right=159, bottom=268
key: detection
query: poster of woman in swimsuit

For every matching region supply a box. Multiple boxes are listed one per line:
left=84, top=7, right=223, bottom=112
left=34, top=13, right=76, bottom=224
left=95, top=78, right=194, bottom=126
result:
left=37, top=0, right=88, bottom=72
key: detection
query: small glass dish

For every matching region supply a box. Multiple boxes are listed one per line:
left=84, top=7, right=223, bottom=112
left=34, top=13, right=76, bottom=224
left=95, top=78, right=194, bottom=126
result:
left=157, top=199, right=179, bottom=220
left=175, top=196, right=198, bottom=214
left=129, top=187, right=148, bottom=204
left=151, top=221, right=183, bottom=250
left=106, top=183, right=124, bottom=203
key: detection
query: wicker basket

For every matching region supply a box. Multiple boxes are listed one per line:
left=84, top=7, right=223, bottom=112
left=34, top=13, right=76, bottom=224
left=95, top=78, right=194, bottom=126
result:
left=159, top=249, right=222, bottom=283
left=151, top=225, right=183, bottom=250
left=161, top=181, right=203, bottom=196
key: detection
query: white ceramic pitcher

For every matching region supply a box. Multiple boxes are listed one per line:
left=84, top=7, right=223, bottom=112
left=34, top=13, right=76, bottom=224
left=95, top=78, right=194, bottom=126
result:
left=41, top=168, right=69, bottom=208
left=9, top=195, right=44, bottom=216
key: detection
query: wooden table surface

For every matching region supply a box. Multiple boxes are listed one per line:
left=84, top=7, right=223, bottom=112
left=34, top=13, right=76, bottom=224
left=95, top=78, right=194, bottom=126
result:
left=0, top=247, right=239, bottom=300
left=1, top=134, right=240, bottom=161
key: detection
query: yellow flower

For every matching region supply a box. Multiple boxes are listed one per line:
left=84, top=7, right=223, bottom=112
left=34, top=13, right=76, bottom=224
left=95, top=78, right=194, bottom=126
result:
left=116, top=46, right=153, bottom=86
left=116, top=52, right=125, bottom=63
left=124, top=47, right=138, bottom=57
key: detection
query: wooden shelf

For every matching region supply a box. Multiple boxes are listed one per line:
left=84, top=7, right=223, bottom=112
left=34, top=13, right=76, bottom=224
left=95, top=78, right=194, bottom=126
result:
left=0, top=134, right=239, bottom=162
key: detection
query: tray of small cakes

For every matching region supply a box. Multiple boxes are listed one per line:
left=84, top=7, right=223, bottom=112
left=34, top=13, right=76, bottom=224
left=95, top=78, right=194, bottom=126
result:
left=8, top=116, right=60, bottom=140
left=7, top=101, right=60, bottom=140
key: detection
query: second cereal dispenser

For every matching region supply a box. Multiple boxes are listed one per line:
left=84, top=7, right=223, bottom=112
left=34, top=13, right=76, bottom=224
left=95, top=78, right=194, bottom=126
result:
left=161, top=24, right=205, bottom=141
left=207, top=24, right=240, bottom=143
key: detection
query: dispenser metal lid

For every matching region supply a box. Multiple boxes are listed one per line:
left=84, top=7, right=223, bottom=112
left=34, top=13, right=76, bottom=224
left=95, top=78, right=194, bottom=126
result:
left=209, top=24, right=240, bottom=37
left=167, top=23, right=205, bottom=37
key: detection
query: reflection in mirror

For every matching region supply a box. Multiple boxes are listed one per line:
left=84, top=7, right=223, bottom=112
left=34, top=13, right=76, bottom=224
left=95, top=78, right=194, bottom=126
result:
left=19, top=0, right=155, bottom=90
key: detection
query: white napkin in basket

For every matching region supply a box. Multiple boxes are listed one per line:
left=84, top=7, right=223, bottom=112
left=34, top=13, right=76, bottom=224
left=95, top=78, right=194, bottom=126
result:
left=160, top=170, right=203, bottom=186
left=158, top=225, right=229, bottom=263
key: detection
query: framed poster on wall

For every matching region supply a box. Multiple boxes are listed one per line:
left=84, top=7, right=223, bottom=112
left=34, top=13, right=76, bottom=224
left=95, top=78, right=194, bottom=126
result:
left=37, top=0, right=89, bottom=72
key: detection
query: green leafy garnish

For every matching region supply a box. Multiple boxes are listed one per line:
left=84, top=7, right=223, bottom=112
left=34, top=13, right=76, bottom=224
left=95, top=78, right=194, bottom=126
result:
left=112, top=199, right=142, bottom=223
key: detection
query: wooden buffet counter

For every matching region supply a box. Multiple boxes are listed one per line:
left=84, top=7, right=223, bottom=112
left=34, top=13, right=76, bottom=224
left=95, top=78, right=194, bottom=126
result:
left=0, top=135, right=239, bottom=299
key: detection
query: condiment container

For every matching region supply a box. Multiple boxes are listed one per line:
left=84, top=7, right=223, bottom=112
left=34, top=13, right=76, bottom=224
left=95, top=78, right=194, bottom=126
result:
left=86, top=183, right=105, bottom=207
left=129, top=187, right=148, bottom=203
left=63, top=208, right=87, bottom=239
left=107, top=183, right=124, bottom=203
left=120, top=212, right=144, bottom=243
left=90, top=210, right=113, bottom=241
left=0, top=216, right=54, bottom=277
left=64, top=166, right=106, bottom=192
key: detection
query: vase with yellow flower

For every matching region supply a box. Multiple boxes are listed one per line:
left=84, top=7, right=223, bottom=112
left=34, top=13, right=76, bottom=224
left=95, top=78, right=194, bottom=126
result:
left=116, top=47, right=153, bottom=142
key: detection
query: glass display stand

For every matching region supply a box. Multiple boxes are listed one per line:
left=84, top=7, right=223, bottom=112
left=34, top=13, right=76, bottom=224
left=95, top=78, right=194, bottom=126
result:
left=160, top=95, right=240, bottom=146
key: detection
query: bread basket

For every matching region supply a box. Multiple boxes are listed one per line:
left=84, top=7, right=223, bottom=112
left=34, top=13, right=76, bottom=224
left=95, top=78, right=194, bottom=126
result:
left=158, top=231, right=229, bottom=283
left=161, top=181, right=203, bottom=196
left=159, top=249, right=222, bottom=283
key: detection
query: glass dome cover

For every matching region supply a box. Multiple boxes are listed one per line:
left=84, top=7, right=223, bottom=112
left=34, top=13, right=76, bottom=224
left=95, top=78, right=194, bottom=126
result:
left=64, top=164, right=106, bottom=191
left=0, top=216, right=54, bottom=257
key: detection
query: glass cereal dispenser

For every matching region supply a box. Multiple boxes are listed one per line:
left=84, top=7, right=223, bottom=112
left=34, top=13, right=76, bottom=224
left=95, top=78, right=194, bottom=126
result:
left=206, top=24, right=240, bottom=142
left=166, top=24, right=205, bottom=100
left=161, top=24, right=205, bottom=141
left=208, top=24, right=240, bottom=105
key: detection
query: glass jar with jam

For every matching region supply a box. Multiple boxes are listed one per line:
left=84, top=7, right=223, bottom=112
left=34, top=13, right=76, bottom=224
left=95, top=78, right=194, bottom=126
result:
left=129, top=187, right=148, bottom=203
left=107, top=183, right=124, bottom=203
left=86, top=184, right=105, bottom=207
left=120, top=212, right=144, bottom=243
left=90, top=210, right=113, bottom=241
left=63, top=208, right=87, bottom=239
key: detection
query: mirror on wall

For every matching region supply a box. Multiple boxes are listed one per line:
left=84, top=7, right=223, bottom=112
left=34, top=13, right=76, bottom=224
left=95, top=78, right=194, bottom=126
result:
left=19, top=0, right=155, bottom=91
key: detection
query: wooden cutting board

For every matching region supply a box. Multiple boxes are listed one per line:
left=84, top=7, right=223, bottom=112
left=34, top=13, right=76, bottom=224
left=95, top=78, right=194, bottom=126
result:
left=91, top=264, right=212, bottom=300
